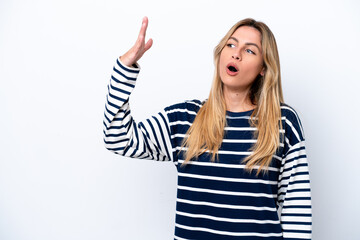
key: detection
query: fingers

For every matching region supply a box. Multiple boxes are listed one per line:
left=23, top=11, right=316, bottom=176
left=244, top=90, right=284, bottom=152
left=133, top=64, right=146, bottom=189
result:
left=138, top=16, right=149, bottom=41
left=135, top=17, right=152, bottom=54
left=144, top=38, right=153, bottom=52
left=122, top=17, right=152, bottom=67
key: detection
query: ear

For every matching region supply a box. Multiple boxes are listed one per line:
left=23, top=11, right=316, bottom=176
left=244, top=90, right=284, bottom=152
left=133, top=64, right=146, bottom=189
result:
left=260, top=66, right=265, bottom=76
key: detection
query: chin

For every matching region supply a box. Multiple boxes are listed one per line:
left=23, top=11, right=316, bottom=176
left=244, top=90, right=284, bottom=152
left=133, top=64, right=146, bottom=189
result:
left=220, top=77, right=244, bottom=88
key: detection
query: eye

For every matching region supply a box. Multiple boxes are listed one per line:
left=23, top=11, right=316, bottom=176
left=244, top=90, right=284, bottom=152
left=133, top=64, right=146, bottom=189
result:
left=246, top=49, right=255, bottom=55
left=227, top=43, right=236, bottom=48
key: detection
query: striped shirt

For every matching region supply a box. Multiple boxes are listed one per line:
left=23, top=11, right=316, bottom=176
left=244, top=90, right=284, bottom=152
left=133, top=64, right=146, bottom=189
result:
left=103, top=58, right=312, bottom=240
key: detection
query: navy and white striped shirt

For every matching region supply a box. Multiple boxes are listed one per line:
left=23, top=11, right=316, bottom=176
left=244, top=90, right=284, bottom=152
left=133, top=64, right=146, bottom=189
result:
left=103, top=58, right=312, bottom=240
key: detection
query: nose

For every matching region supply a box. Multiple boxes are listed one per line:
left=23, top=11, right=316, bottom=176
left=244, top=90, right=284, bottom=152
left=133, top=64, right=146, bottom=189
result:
left=232, top=52, right=241, bottom=61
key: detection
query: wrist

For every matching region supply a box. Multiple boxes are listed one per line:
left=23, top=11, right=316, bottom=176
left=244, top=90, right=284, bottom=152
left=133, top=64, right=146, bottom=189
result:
left=119, top=56, right=134, bottom=68
left=118, top=56, right=140, bottom=70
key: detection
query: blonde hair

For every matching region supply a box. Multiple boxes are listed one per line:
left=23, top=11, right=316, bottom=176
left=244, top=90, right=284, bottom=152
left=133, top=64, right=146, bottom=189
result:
left=181, top=18, right=284, bottom=174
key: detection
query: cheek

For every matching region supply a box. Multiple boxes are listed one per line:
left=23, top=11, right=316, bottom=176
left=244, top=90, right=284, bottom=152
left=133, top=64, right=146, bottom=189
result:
left=218, top=54, right=226, bottom=73
left=246, top=59, right=263, bottom=74
left=219, top=52, right=226, bottom=66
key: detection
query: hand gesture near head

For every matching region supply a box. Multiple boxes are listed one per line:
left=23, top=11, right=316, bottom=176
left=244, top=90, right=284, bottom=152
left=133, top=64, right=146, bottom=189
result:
left=120, top=17, right=153, bottom=67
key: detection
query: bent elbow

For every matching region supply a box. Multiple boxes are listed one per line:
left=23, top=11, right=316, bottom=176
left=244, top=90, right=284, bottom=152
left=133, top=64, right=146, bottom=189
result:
left=103, top=137, right=129, bottom=156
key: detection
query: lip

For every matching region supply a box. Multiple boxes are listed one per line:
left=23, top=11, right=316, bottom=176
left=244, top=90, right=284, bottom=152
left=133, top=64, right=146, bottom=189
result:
left=226, top=63, right=239, bottom=76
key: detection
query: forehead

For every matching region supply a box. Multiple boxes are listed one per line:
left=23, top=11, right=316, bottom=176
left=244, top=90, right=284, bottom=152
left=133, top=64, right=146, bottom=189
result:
left=230, top=26, right=262, bottom=46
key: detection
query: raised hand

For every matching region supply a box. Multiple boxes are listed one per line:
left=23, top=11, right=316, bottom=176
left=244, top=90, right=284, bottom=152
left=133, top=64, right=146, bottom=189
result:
left=120, top=17, right=153, bottom=67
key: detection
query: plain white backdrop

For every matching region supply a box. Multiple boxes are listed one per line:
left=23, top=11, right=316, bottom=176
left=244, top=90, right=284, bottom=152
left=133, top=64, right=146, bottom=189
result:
left=1, top=0, right=359, bottom=239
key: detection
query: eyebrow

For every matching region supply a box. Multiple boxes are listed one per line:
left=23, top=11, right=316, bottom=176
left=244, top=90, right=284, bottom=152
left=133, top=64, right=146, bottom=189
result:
left=229, top=37, right=261, bottom=52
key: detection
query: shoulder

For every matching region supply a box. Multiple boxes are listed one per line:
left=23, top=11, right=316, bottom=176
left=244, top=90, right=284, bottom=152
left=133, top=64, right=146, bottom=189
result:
left=164, top=99, right=204, bottom=114
left=281, top=103, right=303, bottom=124
left=164, top=99, right=204, bottom=123
left=280, top=102, right=306, bottom=146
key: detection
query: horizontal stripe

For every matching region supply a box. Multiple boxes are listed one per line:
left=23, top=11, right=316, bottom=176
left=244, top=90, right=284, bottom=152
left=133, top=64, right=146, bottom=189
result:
left=225, top=127, right=257, bottom=131
left=177, top=185, right=276, bottom=198
left=281, top=216, right=312, bottom=222
left=176, top=211, right=280, bottom=224
left=178, top=172, right=277, bottom=185
left=116, top=58, right=140, bottom=73
left=171, top=133, right=258, bottom=144
left=169, top=120, right=192, bottom=126
left=177, top=159, right=279, bottom=172
left=166, top=108, right=197, bottom=116
left=175, top=223, right=283, bottom=237
left=175, top=146, right=252, bottom=156
left=283, top=232, right=311, bottom=239
left=176, top=198, right=277, bottom=212
left=174, top=236, right=188, bottom=240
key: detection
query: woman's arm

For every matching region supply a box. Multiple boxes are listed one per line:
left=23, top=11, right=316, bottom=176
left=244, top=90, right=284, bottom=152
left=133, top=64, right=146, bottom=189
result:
left=102, top=17, right=173, bottom=161
left=278, top=107, right=312, bottom=239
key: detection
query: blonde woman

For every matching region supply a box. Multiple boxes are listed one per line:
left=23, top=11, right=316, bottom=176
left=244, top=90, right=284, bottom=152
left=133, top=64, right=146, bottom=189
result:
left=103, top=17, right=312, bottom=240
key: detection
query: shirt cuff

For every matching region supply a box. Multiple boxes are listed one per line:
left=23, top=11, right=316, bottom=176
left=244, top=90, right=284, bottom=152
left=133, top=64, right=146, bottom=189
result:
left=118, top=57, right=141, bottom=71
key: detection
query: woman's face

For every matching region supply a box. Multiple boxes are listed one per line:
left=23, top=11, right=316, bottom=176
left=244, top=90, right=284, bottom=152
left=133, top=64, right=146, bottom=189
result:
left=219, top=26, right=265, bottom=92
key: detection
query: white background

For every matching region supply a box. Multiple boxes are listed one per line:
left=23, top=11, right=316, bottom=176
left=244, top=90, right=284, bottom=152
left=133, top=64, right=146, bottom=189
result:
left=1, top=0, right=359, bottom=239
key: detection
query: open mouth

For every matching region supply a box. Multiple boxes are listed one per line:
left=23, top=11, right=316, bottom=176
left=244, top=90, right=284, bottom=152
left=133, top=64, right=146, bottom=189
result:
left=226, top=63, right=239, bottom=75
left=228, top=65, right=238, bottom=72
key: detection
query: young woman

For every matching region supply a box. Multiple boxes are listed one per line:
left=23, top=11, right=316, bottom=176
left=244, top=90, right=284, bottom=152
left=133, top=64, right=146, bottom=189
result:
left=103, top=17, right=312, bottom=240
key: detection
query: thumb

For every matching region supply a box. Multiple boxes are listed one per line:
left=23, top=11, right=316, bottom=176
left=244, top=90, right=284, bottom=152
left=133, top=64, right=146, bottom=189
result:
left=144, top=38, right=153, bottom=53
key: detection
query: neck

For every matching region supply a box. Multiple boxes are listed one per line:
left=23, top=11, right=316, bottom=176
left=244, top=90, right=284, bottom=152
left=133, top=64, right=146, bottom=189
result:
left=223, top=86, right=255, bottom=112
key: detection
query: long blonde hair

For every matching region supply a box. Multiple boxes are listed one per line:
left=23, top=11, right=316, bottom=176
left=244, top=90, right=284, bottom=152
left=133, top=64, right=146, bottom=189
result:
left=181, top=18, right=284, bottom=174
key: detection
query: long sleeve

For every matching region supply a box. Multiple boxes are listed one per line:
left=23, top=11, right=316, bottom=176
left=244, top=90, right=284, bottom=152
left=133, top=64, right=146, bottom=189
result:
left=278, top=106, right=312, bottom=239
left=103, top=58, right=174, bottom=161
